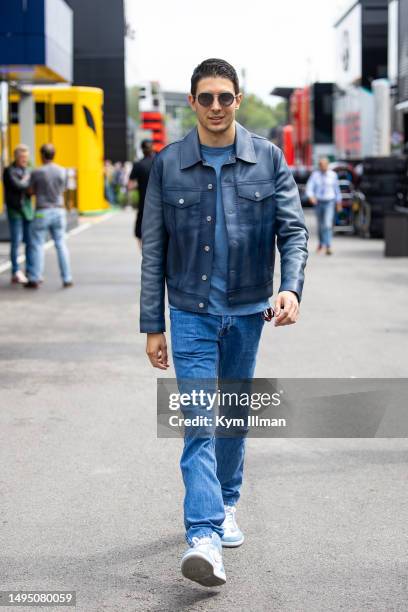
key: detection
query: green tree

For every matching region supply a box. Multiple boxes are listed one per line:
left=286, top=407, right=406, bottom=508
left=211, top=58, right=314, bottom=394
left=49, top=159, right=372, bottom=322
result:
left=237, top=94, right=286, bottom=137
left=180, top=106, right=196, bottom=133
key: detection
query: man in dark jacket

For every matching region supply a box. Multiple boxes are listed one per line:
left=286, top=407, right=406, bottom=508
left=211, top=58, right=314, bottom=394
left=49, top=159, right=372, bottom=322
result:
left=128, top=139, right=155, bottom=249
left=3, top=144, right=34, bottom=284
left=140, top=58, right=309, bottom=587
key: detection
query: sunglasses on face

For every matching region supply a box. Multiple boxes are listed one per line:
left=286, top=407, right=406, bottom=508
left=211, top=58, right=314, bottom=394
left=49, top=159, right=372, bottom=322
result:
left=194, top=92, right=237, bottom=107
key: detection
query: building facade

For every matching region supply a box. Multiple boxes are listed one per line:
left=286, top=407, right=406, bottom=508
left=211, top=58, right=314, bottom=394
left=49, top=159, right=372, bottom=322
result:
left=66, top=0, right=127, bottom=161
left=334, top=0, right=389, bottom=159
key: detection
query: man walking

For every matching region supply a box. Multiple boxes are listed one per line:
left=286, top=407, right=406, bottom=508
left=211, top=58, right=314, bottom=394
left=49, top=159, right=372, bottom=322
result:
left=128, top=139, right=155, bottom=248
left=140, top=58, right=308, bottom=586
left=26, top=144, right=73, bottom=289
left=306, top=157, right=342, bottom=255
left=3, top=144, right=34, bottom=284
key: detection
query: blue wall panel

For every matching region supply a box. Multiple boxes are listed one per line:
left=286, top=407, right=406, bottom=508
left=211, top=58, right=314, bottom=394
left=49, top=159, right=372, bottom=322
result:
left=0, top=0, right=71, bottom=81
left=0, top=0, right=26, bottom=33
left=0, top=0, right=45, bottom=64
left=25, top=35, right=46, bottom=65
left=0, top=39, right=23, bottom=64
left=25, top=0, right=45, bottom=34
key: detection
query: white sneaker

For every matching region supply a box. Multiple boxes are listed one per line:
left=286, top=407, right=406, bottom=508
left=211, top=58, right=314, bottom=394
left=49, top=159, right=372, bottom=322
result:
left=221, top=505, right=245, bottom=548
left=11, top=270, right=28, bottom=284
left=181, top=532, right=226, bottom=586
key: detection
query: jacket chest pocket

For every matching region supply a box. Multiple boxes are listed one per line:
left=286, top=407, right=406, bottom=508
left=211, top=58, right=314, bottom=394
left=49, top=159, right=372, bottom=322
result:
left=236, top=181, right=276, bottom=225
left=163, top=190, right=202, bottom=230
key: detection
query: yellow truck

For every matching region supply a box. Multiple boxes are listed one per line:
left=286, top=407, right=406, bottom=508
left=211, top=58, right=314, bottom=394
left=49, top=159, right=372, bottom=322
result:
left=1, top=86, right=108, bottom=215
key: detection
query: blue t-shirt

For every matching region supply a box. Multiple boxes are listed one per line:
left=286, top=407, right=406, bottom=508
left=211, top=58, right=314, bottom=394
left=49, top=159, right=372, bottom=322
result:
left=170, top=143, right=270, bottom=315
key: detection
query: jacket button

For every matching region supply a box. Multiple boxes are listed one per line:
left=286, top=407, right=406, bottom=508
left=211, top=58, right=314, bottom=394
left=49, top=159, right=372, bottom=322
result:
left=179, top=198, right=184, bottom=204
left=198, top=302, right=204, bottom=308
left=201, top=274, right=207, bottom=281
left=204, top=245, right=210, bottom=251
left=255, top=192, right=260, bottom=198
left=206, top=215, right=212, bottom=222
left=208, top=184, right=213, bottom=190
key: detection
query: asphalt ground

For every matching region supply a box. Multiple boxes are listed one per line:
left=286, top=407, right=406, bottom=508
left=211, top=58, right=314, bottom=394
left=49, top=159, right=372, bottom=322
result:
left=0, top=208, right=407, bottom=612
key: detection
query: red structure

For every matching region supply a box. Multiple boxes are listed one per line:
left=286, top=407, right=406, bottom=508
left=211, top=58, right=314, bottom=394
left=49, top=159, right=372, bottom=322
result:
left=140, top=111, right=167, bottom=152
left=271, top=82, right=334, bottom=168
left=290, top=87, right=313, bottom=167
left=282, top=125, right=295, bottom=166
left=139, top=81, right=168, bottom=152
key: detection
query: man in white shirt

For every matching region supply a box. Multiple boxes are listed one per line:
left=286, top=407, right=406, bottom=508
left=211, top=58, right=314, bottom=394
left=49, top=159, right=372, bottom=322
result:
left=306, top=157, right=342, bottom=255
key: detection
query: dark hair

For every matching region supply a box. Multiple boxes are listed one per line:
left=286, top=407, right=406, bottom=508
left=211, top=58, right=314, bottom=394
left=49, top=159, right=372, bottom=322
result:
left=191, top=58, right=239, bottom=96
left=141, top=139, right=153, bottom=149
left=40, top=143, right=55, bottom=161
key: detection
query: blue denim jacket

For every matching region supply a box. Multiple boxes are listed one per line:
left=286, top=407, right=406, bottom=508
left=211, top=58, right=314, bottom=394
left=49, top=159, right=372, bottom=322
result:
left=140, top=122, right=309, bottom=333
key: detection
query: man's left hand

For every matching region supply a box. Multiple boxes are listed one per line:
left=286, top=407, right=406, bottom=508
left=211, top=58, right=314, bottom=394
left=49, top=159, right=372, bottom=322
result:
left=274, top=291, right=300, bottom=327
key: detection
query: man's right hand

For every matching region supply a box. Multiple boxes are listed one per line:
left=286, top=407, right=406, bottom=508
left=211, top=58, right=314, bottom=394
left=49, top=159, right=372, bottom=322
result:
left=146, top=333, right=169, bottom=370
left=309, top=196, right=317, bottom=205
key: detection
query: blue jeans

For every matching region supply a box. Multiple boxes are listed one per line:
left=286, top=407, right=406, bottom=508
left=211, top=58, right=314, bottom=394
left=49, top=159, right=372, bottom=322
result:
left=7, top=215, right=34, bottom=277
left=104, top=179, right=115, bottom=205
left=169, top=308, right=265, bottom=545
left=316, top=200, right=336, bottom=247
left=30, top=208, right=72, bottom=283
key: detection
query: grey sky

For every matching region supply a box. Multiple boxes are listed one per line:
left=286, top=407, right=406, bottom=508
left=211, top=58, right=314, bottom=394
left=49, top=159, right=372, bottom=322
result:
left=125, top=0, right=353, bottom=104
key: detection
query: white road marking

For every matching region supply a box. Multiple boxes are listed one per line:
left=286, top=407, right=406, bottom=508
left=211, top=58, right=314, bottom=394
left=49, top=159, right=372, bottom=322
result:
left=66, top=223, right=91, bottom=237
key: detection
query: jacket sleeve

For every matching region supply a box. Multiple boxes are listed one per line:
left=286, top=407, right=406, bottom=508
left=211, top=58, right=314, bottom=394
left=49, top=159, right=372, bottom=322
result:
left=273, top=148, right=309, bottom=302
left=139, top=155, right=168, bottom=333
left=2, top=168, right=9, bottom=190
left=8, top=166, right=31, bottom=191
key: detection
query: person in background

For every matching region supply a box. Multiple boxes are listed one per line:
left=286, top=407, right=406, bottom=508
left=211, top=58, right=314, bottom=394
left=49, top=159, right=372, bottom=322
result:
left=128, top=140, right=155, bottom=249
left=26, top=143, right=73, bottom=289
left=112, top=162, right=124, bottom=204
left=104, top=160, right=115, bottom=205
left=306, top=157, right=342, bottom=255
left=123, top=161, right=133, bottom=207
left=3, top=144, right=34, bottom=284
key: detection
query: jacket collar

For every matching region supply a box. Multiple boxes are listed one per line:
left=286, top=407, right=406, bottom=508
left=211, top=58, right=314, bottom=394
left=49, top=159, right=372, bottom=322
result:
left=180, top=121, right=257, bottom=169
